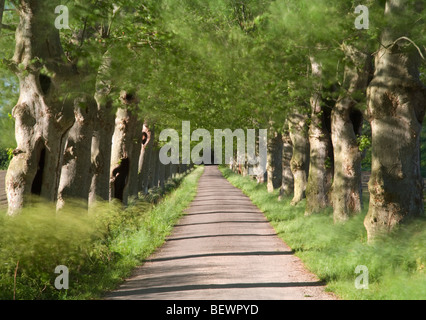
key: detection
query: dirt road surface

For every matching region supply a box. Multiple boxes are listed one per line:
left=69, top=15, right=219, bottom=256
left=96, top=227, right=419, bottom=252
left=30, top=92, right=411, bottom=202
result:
left=106, top=166, right=336, bottom=300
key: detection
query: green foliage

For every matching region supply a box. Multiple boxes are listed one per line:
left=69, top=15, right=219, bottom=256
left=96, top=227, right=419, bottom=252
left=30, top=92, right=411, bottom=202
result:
left=361, top=120, right=372, bottom=171
left=0, top=2, right=18, bottom=151
left=0, top=147, right=12, bottom=169
left=142, top=177, right=182, bottom=204
left=0, top=166, right=203, bottom=300
left=357, top=134, right=371, bottom=152
left=221, top=167, right=426, bottom=300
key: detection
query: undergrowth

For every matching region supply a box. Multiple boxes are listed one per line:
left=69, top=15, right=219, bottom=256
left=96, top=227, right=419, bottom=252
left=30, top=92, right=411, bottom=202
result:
left=0, top=166, right=204, bottom=300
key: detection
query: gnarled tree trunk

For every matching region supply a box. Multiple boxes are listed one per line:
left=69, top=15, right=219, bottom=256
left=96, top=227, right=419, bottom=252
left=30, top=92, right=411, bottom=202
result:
left=109, top=92, right=143, bottom=205
left=127, top=121, right=143, bottom=200
left=279, top=120, right=294, bottom=200
left=331, top=45, right=372, bottom=222
left=289, top=111, right=310, bottom=205
left=89, top=52, right=116, bottom=206
left=364, top=0, right=426, bottom=240
left=305, top=57, right=334, bottom=215
left=57, top=96, right=97, bottom=210
left=267, top=132, right=283, bottom=193
left=138, top=124, right=154, bottom=195
left=6, top=1, right=77, bottom=214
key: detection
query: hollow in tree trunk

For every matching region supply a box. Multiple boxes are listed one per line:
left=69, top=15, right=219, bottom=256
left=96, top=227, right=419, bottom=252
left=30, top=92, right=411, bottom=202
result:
left=331, top=44, right=372, bottom=222
left=109, top=92, right=142, bottom=205
left=6, top=1, right=77, bottom=214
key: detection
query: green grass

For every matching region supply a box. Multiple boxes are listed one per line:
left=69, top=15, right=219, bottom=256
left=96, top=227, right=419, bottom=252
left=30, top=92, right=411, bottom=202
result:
left=220, top=167, right=426, bottom=300
left=0, top=166, right=204, bottom=300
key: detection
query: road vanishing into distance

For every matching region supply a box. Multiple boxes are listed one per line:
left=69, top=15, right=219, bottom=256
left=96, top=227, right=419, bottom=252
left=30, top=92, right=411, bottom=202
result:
left=106, top=166, right=336, bottom=300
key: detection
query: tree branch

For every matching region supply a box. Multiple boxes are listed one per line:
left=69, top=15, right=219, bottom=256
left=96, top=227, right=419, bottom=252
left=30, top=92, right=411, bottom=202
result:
left=391, top=36, right=425, bottom=60
left=375, top=36, right=425, bottom=60
left=1, top=23, right=15, bottom=31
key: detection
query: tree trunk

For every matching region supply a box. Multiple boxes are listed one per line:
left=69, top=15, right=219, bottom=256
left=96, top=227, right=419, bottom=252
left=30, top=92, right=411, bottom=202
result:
left=289, top=112, right=310, bottom=205
left=0, top=0, right=5, bottom=33
left=165, top=163, right=171, bottom=182
left=127, top=121, right=143, bottom=200
left=89, top=52, right=116, bottom=206
left=158, top=161, right=165, bottom=190
left=109, top=92, right=142, bottom=205
left=152, top=147, right=160, bottom=188
left=138, top=124, right=154, bottom=195
left=331, top=44, right=372, bottom=222
left=6, top=1, right=77, bottom=214
left=148, top=144, right=159, bottom=189
left=305, top=57, right=334, bottom=215
left=279, top=120, right=294, bottom=200
left=171, top=163, right=177, bottom=179
left=242, top=160, right=249, bottom=177
left=57, top=96, right=97, bottom=210
left=89, top=118, right=114, bottom=205
left=267, top=132, right=283, bottom=192
left=364, top=0, right=426, bottom=240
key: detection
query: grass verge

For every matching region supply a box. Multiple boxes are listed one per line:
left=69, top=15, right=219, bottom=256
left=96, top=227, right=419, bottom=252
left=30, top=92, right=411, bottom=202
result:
left=0, top=166, right=204, bottom=300
left=220, top=167, right=426, bottom=300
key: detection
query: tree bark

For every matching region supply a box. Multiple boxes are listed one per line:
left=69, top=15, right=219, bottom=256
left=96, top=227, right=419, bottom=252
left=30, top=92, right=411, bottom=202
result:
left=331, top=44, right=372, bottom=222
left=289, top=111, right=310, bottom=205
left=0, top=0, right=5, bottom=33
left=152, top=146, right=160, bottom=188
left=148, top=143, right=159, bottom=190
left=305, top=57, right=334, bottom=215
left=109, top=92, right=142, bottom=205
left=158, top=161, right=165, bottom=190
left=364, top=0, right=426, bottom=240
left=6, top=1, right=77, bottom=214
left=89, top=116, right=114, bottom=205
left=279, top=120, right=294, bottom=200
left=56, top=96, right=97, bottom=210
left=127, top=121, right=143, bottom=200
left=138, top=124, right=154, bottom=195
left=267, top=132, right=283, bottom=192
left=89, top=52, right=116, bottom=206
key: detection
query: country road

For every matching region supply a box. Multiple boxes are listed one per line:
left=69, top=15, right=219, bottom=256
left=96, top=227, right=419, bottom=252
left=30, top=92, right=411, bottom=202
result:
left=106, top=166, right=337, bottom=300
